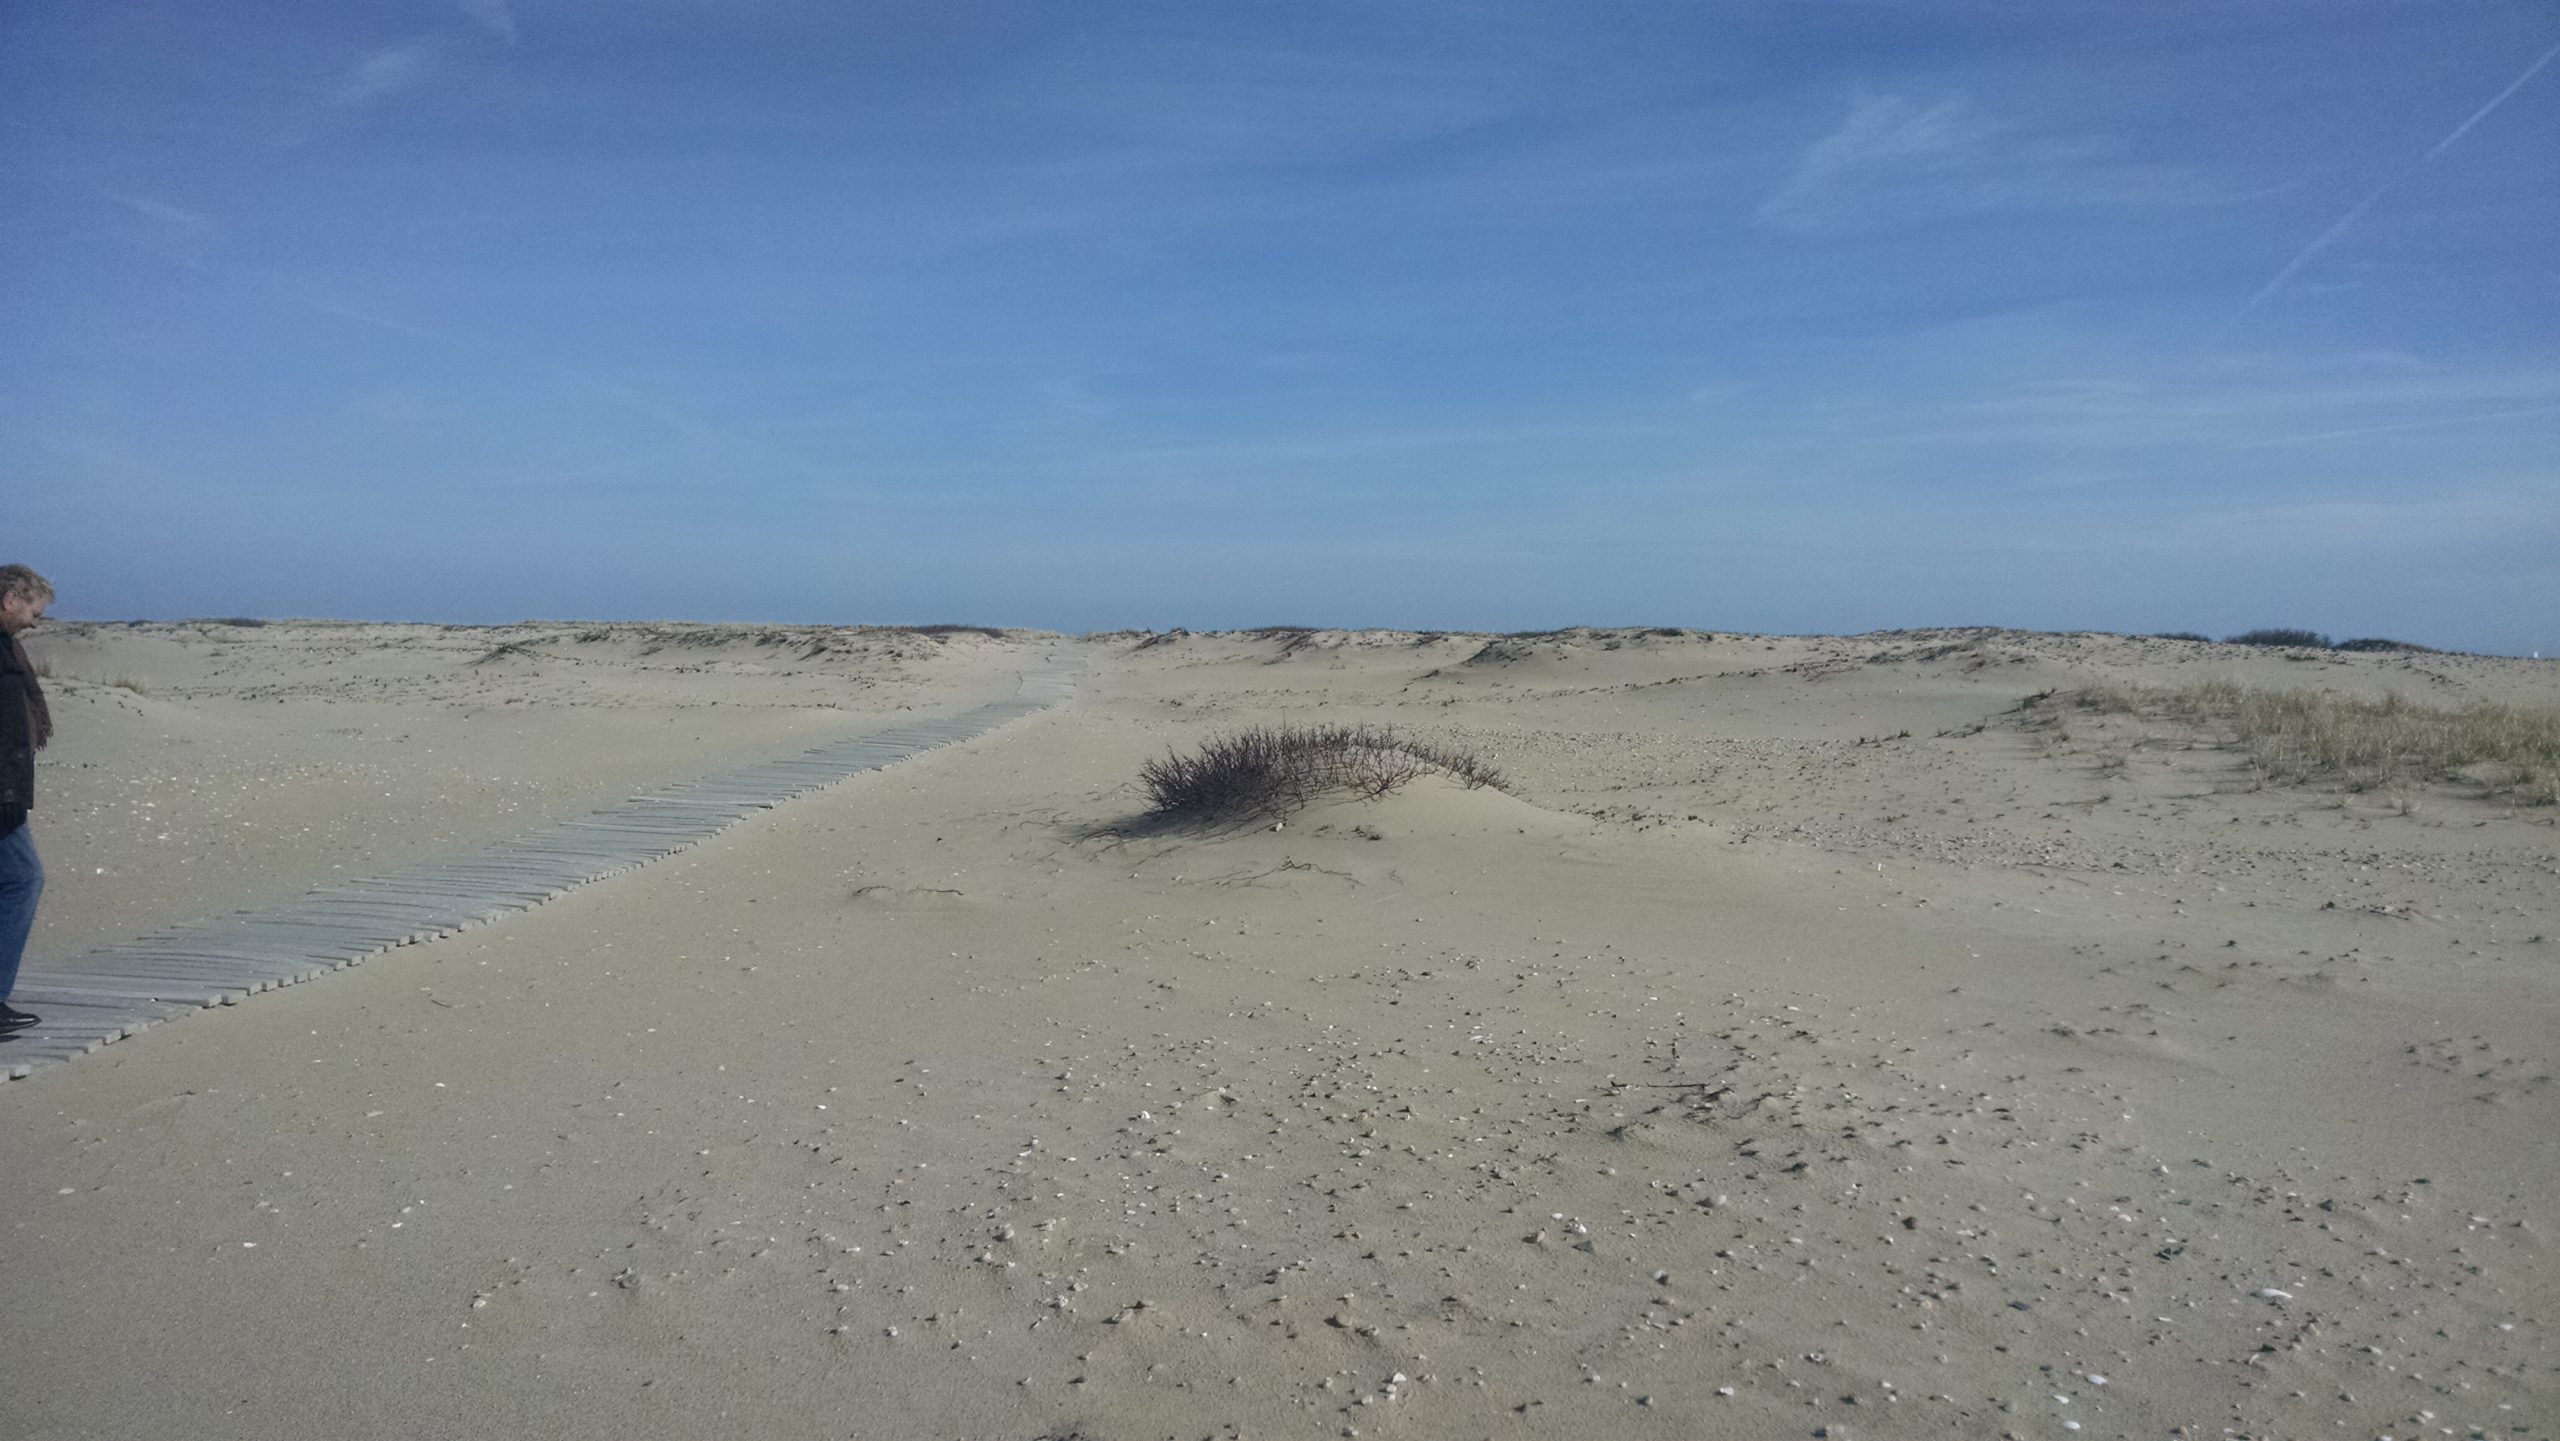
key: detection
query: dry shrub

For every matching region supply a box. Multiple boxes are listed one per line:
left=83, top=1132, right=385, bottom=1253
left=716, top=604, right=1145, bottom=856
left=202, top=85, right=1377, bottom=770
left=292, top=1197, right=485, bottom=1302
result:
left=2076, top=683, right=2559, bottom=803
left=1139, top=724, right=1504, bottom=821
left=2226, top=627, right=2331, bottom=649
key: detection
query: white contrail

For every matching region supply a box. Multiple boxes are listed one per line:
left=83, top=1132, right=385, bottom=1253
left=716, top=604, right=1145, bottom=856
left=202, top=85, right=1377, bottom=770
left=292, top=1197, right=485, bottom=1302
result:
left=2220, top=37, right=2560, bottom=338
left=2427, top=38, right=2560, bottom=159
left=2222, top=182, right=2393, bottom=331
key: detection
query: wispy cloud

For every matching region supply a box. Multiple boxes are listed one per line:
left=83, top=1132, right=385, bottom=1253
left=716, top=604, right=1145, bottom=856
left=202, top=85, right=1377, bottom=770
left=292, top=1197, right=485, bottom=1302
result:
left=294, top=289, right=850, bottom=485
left=97, top=190, right=220, bottom=264
left=1710, top=352, right=2560, bottom=460
left=333, top=39, right=444, bottom=108
left=2227, top=402, right=2560, bottom=449
left=1030, top=45, right=1512, bottom=174
left=347, top=387, right=444, bottom=427
left=457, top=0, right=518, bottom=46
left=104, top=192, right=215, bottom=231
left=1033, top=375, right=1116, bottom=422
left=87, top=190, right=225, bottom=272
left=1985, top=368, right=2560, bottom=451
left=293, top=292, right=457, bottom=343
left=2175, top=487, right=2559, bottom=554
left=1755, top=91, right=2210, bottom=235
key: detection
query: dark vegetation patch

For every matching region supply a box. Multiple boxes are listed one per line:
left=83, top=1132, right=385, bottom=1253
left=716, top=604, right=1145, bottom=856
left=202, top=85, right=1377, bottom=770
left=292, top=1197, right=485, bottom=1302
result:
left=471, top=639, right=542, bottom=665
left=2201, top=629, right=2447, bottom=653
left=2226, top=627, right=2331, bottom=649
left=1139, top=724, right=1504, bottom=822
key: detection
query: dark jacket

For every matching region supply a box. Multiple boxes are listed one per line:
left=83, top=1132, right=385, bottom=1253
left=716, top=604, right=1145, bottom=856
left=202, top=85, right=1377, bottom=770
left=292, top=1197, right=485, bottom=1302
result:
left=1, top=633, right=48, bottom=833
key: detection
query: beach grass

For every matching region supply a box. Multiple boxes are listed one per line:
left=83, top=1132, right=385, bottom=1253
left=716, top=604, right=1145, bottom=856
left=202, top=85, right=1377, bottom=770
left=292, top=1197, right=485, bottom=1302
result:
left=1140, top=723, right=1504, bottom=821
left=2073, top=682, right=2560, bottom=803
left=2225, top=627, right=2331, bottom=648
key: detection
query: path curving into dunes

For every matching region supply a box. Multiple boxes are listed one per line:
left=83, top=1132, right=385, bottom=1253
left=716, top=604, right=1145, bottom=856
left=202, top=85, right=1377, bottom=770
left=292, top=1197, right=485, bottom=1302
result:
left=3, top=649, right=1080, bottom=1081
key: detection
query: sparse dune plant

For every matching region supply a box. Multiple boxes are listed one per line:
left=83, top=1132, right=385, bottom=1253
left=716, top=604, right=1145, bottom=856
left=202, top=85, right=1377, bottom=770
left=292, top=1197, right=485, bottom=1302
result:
left=2226, top=627, right=2331, bottom=649
left=1139, top=724, right=1504, bottom=821
left=2075, top=684, right=2559, bottom=803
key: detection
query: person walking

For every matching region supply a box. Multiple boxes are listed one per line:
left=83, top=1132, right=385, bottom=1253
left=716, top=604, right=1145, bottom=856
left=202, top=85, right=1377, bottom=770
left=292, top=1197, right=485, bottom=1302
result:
left=1, top=564, right=54, bottom=1037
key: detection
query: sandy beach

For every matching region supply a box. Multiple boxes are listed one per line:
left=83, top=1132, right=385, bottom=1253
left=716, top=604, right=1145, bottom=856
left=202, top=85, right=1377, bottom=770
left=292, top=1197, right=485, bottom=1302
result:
left=2, top=621, right=2552, bottom=1441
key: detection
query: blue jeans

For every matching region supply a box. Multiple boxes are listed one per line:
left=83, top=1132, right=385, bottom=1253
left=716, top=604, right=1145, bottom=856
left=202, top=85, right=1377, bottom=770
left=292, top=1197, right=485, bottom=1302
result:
left=0, top=824, right=40, bottom=1001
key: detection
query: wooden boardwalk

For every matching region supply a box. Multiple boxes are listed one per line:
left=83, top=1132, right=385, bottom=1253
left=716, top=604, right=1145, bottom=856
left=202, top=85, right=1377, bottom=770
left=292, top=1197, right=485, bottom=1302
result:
left=2, top=651, right=1079, bottom=1082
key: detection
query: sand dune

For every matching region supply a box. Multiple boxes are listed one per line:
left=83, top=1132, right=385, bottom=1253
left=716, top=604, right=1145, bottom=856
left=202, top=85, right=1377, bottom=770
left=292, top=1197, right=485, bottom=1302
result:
left=1, top=623, right=2552, bottom=1440
left=20, top=620, right=1042, bottom=956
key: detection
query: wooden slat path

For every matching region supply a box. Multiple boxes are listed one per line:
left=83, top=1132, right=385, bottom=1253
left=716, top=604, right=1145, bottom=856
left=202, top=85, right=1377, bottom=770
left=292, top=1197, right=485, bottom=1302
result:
left=2, top=651, right=1080, bottom=1081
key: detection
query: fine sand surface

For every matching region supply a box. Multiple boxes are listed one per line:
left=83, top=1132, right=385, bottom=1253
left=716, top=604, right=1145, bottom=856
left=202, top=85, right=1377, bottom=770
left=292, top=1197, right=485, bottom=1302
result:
left=1, top=624, right=2553, bottom=1441
left=16, top=620, right=1036, bottom=957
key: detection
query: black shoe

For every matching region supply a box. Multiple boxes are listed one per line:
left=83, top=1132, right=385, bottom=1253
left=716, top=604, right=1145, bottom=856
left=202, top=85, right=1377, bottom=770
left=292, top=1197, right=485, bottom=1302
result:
left=0, top=1004, right=37, bottom=1030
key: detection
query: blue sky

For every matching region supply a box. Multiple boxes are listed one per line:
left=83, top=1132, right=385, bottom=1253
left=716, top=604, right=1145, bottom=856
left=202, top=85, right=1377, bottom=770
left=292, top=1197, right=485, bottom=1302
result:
left=5, top=1, right=2556, bottom=652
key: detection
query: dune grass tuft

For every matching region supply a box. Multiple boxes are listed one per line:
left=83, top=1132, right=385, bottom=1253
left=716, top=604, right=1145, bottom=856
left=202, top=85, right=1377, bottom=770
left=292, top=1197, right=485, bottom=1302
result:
left=1139, top=724, right=1504, bottom=822
left=2225, top=627, right=2331, bottom=649
left=2074, top=682, right=2559, bottom=804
